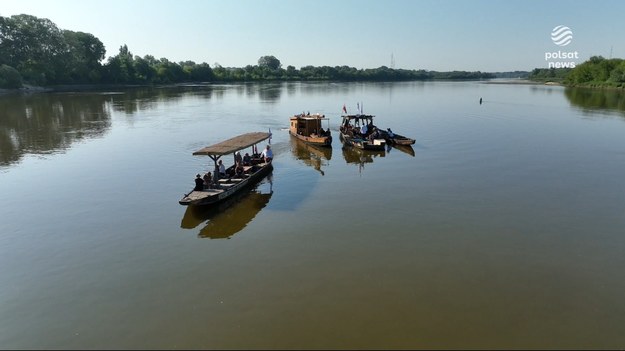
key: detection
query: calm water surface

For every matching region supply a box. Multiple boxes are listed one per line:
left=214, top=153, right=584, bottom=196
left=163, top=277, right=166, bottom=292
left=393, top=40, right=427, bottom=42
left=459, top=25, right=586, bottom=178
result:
left=1, top=81, right=625, bottom=349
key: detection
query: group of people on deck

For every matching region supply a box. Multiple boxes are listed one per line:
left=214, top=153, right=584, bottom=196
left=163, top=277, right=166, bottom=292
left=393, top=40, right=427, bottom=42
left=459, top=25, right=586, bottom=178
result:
left=343, top=120, right=382, bottom=142
left=192, top=144, right=273, bottom=191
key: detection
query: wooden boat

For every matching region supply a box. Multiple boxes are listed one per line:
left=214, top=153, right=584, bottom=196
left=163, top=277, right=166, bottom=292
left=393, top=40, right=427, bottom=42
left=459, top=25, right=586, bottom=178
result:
left=378, top=128, right=416, bottom=145
left=338, top=114, right=386, bottom=151
left=179, top=132, right=273, bottom=206
left=289, top=113, right=332, bottom=147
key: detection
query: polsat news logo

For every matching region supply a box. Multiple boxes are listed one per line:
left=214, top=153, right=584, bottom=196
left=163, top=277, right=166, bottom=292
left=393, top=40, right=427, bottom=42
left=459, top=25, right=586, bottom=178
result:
left=545, top=25, right=579, bottom=68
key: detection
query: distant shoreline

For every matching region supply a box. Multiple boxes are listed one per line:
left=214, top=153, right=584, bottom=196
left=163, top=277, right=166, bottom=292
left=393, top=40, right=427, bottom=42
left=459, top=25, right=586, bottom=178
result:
left=5, top=80, right=616, bottom=96
left=482, top=79, right=560, bottom=86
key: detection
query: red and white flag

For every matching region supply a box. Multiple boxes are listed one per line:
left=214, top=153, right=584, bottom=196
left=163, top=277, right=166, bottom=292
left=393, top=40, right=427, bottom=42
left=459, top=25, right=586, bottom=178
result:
left=342, top=104, right=347, bottom=114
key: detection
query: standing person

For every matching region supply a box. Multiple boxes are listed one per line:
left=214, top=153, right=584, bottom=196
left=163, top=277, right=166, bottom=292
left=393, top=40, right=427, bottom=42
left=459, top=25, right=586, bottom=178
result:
left=261, top=145, right=273, bottom=163
left=218, top=160, right=226, bottom=178
left=194, top=174, right=204, bottom=191
left=234, top=151, right=243, bottom=167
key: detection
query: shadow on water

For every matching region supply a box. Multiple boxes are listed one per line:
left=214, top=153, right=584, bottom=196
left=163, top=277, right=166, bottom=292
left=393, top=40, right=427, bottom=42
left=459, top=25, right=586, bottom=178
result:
left=289, top=135, right=332, bottom=176
left=564, top=86, right=625, bottom=117
left=180, top=178, right=273, bottom=239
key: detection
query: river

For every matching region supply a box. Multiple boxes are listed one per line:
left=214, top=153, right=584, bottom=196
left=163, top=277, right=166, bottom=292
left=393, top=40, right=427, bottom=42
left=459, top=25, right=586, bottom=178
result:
left=1, top=81, right=624, bottom=349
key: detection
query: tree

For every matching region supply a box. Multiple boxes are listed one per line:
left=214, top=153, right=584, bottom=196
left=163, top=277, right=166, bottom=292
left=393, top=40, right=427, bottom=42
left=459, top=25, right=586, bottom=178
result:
left=0, top=64, right=23, bottom=88
left=61, top=30, right=106, bottom=83
left=103, top=45, right=136, bottom=83
left=258, top=55, right=281, bottom=70
left=0, top=14, right=67, bottom=84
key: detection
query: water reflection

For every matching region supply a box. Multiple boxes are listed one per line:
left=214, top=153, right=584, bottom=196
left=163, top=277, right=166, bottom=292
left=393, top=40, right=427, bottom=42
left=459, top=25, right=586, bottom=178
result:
left=289, top=135, right=332, bottom=176
left=180, top=181, right=273, bottom=239
left=257, top=83, right=283, bottom=102
left=564, top=87, right=625, bottom=117
left=104, top=85, right=218, bottom=114
left=388, top=144, right=415, bottom=157
left=341, top=143, right=386, bottom=174
left=0, top=92, right=111, bottom=167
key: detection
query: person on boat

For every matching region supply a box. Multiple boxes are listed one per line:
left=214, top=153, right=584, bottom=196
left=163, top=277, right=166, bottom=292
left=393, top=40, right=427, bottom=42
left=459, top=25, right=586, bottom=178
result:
left=319, top=127, right=326, bottom=135
left=194, top=174, right=204, bottom=191
left=387, top=128, right=394, bottom=138
left=360, top=123, right=368, bottom=136
left=234, top=151, right=243, bottom=167
left=234, top=164, right=245, bottom=178
left=218, top=160, right=226, bottom=178
left=243, top=153, right=252, bottom=166
left=261, top=144, right=273, bottom=163
left=203, top=172, right=213, bottom=189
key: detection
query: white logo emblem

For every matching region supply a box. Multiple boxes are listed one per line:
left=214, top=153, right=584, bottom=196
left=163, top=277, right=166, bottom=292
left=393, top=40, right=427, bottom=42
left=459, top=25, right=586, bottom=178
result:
left=551, top=25, right=573, bottom=46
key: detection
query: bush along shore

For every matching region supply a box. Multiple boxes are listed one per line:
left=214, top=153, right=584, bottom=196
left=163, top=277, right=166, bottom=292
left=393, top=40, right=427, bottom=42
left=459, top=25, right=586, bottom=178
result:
left=529, top=56, right=625, bottom=89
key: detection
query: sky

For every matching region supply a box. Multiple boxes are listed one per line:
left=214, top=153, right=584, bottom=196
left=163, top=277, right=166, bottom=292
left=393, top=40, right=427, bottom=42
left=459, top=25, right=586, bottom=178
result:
left=2, top=0, right=624, bottom=72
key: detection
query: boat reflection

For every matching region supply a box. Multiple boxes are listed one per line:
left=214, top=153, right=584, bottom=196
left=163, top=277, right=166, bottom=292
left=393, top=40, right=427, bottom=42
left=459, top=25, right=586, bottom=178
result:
left=180, top=181, right=273, bottom=239
left=388, top=144, right=415, bottom=157
left=289, top=135, right=332, bottom=176
left=341, top=142, right=385, bottom=174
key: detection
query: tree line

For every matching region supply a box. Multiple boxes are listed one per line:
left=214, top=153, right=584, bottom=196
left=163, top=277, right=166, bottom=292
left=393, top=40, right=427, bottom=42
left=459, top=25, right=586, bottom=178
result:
left=529, top=56, right=625, bottom=88
left=0, top=14, right=494, bottom=89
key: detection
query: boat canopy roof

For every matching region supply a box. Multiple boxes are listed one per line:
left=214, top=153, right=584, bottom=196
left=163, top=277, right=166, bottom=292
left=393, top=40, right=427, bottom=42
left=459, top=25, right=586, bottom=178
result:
left=291, top=113, right=328, bottom=120
left=192, top=132, right=271, bottom=156
left=341, top=114, right=375, bottom=120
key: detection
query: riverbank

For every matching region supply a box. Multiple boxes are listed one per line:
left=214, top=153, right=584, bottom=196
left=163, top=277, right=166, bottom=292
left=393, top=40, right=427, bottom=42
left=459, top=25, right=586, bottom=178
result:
left=0, top=85, right=52, bottom=95
left=482, top=79, right=554, bottom=86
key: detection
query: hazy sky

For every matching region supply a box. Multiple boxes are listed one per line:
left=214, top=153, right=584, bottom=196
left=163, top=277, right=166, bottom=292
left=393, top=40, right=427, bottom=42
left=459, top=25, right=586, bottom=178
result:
left=2, top=0, right=624, bottom=71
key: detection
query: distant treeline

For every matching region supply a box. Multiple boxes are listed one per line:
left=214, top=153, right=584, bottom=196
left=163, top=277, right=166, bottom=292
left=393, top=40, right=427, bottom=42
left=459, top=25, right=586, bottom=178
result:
left=529, top=56, right=625, bottom=88
left=0, top=14, right=493, bottom=89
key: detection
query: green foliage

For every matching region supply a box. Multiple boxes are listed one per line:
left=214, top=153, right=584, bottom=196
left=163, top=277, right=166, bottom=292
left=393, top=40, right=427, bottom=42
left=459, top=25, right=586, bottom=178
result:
left=0, top=14, right=67, bottom=85
left=61, top=30, right=105, bottom=83
left=565, top=56, right=625, bottom=88
left=0, top=64, right=23, bottom=88
left=258, top=55, right=281, bottom=70
left=528, top=57, right=625, bottom=89
left=528, top=67, right=571, bottom=82
left=0, top=14, right=495, bottom=88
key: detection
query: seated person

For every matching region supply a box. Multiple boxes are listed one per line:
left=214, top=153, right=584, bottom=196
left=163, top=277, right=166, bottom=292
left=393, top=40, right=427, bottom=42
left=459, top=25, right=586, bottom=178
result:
left=194, top=174, right=204, bottom=191
left=234, top=164, right=245, bottom=178
left=203, top=172, right=213, bottom=189
left=243, top=153, right=252, bottom=166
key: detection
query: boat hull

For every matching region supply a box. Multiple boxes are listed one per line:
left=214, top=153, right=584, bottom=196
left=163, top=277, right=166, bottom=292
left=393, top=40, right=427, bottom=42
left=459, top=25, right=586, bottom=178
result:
left=288, top=130, right=332, bottom=147
left=179, top=163, right=273, bottom=206
left=388, top=135, right=415, bottom=145
left=339, top=132, right=386, bottom=151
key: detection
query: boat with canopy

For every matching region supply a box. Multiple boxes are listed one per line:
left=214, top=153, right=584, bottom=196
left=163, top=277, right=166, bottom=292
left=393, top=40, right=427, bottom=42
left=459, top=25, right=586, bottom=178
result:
left=179, top=131, right=273, bottom=206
